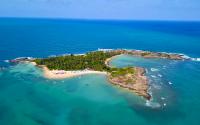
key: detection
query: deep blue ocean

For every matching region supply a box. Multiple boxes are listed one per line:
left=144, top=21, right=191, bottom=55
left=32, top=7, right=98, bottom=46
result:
left=0, top=18, right=200, bottom=125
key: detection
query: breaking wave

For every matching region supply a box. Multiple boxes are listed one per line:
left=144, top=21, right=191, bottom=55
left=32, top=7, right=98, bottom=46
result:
left=4, top=60, right=9, bottom=63
left=151, top=75, right=157, bottom=78
left=178, top=53, right=200, bottom=62
left=150, top=68, right=159, bottom=72
left=158, top=74, right=162, bottom=77
left=168, top=81, right=173, bottom=85
left=191, top=58, right=200, bottom=62
left=145, top=100, right=161, bottom=108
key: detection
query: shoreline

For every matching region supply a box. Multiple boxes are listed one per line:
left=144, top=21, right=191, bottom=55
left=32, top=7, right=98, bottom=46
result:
left=11, top=48, right=187, bottom=100
left=40, top=64, right=150, bottom=99
left=105, top=54, right=122, bottom=67
left=42, top=66, right=107, bottom=79
left=108, top=67, right=151, bottom=100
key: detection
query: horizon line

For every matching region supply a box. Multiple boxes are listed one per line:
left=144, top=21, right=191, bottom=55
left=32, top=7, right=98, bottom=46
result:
left=0, top=16, right=200, bottom=23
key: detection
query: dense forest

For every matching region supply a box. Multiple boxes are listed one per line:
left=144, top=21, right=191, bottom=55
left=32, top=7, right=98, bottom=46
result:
left=34, top=51, right=120, bottom=71
left=34, top=51, right=136, bottom=77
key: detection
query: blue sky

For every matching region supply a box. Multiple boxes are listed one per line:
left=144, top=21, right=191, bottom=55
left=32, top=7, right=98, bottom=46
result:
left=0, top=0, right=200, bottom=21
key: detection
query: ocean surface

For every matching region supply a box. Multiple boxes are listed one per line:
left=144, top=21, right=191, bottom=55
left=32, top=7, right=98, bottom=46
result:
left=0, top=18, right=200, bottom=125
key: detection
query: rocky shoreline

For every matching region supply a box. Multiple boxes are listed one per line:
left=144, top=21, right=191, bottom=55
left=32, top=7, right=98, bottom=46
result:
left=108, top=67, right=151, bottom=100
left=108, top=49, right=186, bottom=60
left=9, top=49, right=188, bottom=100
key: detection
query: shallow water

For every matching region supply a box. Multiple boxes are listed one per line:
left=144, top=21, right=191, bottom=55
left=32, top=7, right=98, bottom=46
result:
left=0, top=63, right=145, bottom=125
left=110, top=55, right=200, bottom=125
left=0, top=18, right=200, bottom=125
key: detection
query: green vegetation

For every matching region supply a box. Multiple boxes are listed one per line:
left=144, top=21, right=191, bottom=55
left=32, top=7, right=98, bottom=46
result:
left=109, top=67, right=136, bottom=85
left=34, top=51, right=136, bottom=77
left=34, top=51, right=119, bottom=71
left=33, top=50, right=150, bottom=99
left=110, top=67, right=135, bottom=77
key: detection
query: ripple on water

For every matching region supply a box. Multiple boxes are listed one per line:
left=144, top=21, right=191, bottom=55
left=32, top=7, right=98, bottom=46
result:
left=8, top=63, right=42, bottom=77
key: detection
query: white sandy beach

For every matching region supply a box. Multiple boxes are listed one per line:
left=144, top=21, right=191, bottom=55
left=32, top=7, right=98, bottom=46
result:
left=105, top=54, right=122, bottom=67
left=25, top=61, right=106, bottom=79
left=42, top=66, right=107, bottom=79
left=30, top=54, right=119, bottom=79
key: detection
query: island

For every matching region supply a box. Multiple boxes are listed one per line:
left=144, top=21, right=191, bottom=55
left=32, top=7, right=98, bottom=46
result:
left=10, top=49, right=187, bottom=100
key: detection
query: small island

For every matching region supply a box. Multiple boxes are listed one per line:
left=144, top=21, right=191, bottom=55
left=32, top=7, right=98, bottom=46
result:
left=10, top=49, right=187, bottom=100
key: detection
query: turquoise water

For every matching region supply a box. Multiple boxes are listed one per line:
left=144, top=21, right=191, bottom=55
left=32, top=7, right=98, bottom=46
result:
left=0, top=18, right=200, bottom=125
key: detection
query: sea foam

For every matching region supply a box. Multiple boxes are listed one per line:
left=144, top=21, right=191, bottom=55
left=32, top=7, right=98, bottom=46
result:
left=152, top=84, right=161, bottom=89
left=151, top=75, right=157, bottom=78
left=161, top=97, right=165, bottom=100
left=4, top=60, right=9, bottom=63
left=145, top=100, right=161, bottom=108
left=169, top=52, right=200, bottom=62
left=178, top=53, right=200, bottom=62
left=168, top=82, right=173, bottom=85
left=191, top=58, right=200, bottom=62
left=150, top=68, right=159, bottom=72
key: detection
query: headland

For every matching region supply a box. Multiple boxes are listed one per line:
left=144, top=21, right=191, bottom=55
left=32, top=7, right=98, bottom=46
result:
left=9, top=49, right=187, bottom=100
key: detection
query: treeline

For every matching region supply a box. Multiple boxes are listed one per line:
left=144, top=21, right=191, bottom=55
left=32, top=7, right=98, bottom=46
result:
left=34, top=51, right=120, bottom=72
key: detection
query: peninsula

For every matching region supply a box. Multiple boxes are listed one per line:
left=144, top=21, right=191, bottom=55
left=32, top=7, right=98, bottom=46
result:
left=10, top=49, right=187, bottom=100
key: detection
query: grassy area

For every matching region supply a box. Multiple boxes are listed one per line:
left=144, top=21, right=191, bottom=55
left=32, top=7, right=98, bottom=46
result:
left=110, top=67, right=135, bottom=77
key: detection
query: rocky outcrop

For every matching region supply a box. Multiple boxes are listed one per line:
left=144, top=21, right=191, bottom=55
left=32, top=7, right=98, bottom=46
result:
left=109, top=49, right=186, bottom=60
left=108, top=67, right=151, bottom=100
left=10, top=49, right=185, bottom=100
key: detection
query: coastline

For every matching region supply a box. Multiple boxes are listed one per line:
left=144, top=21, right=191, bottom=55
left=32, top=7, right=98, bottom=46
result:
left=42, top=66, right=107, bottom=79
left=105, top=54, right=122, bottom=67
left=40, top=64, right=150, bottom=99
left=108, top=67, right=151, bottom=100
left=10, top=48, right=187, bottom=100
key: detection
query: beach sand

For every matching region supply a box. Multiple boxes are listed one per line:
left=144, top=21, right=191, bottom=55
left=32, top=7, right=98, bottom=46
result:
left=42, top=66, right=107, bottom=79
left=105, top=54, right=122, bottom=67
left=40, top=53, right=118, bottom=79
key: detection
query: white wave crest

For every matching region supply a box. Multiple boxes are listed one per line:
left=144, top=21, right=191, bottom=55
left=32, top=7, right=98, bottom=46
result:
left=162, top=65, right=167, bottom=69
left=191, top=58, right=200, bottom=62
left=151, top=75, right=157, bottom=78
left=196, top=58, right=200, bottom=61
left=168, top=82, right=173, bottom=85
left=4, top=60, right=9, bottom=63
left=172, top=53, right=200, bottom=62
left=161, top=97, right=165, bottom=100
left=178, top=53, right=200, bottom=62
left=180, top=54, right=191, bottom=59
left=145, top=100, right=161, bottom=108
left=150, top=68, right=159, bottom=72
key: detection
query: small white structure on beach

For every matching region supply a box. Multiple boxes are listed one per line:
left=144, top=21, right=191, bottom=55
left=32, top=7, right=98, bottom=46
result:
left=97, top=48, right=113, bottom=52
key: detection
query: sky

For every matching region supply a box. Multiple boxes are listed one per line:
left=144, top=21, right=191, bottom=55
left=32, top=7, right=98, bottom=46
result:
left=0, top=0, right=200, bottom=21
